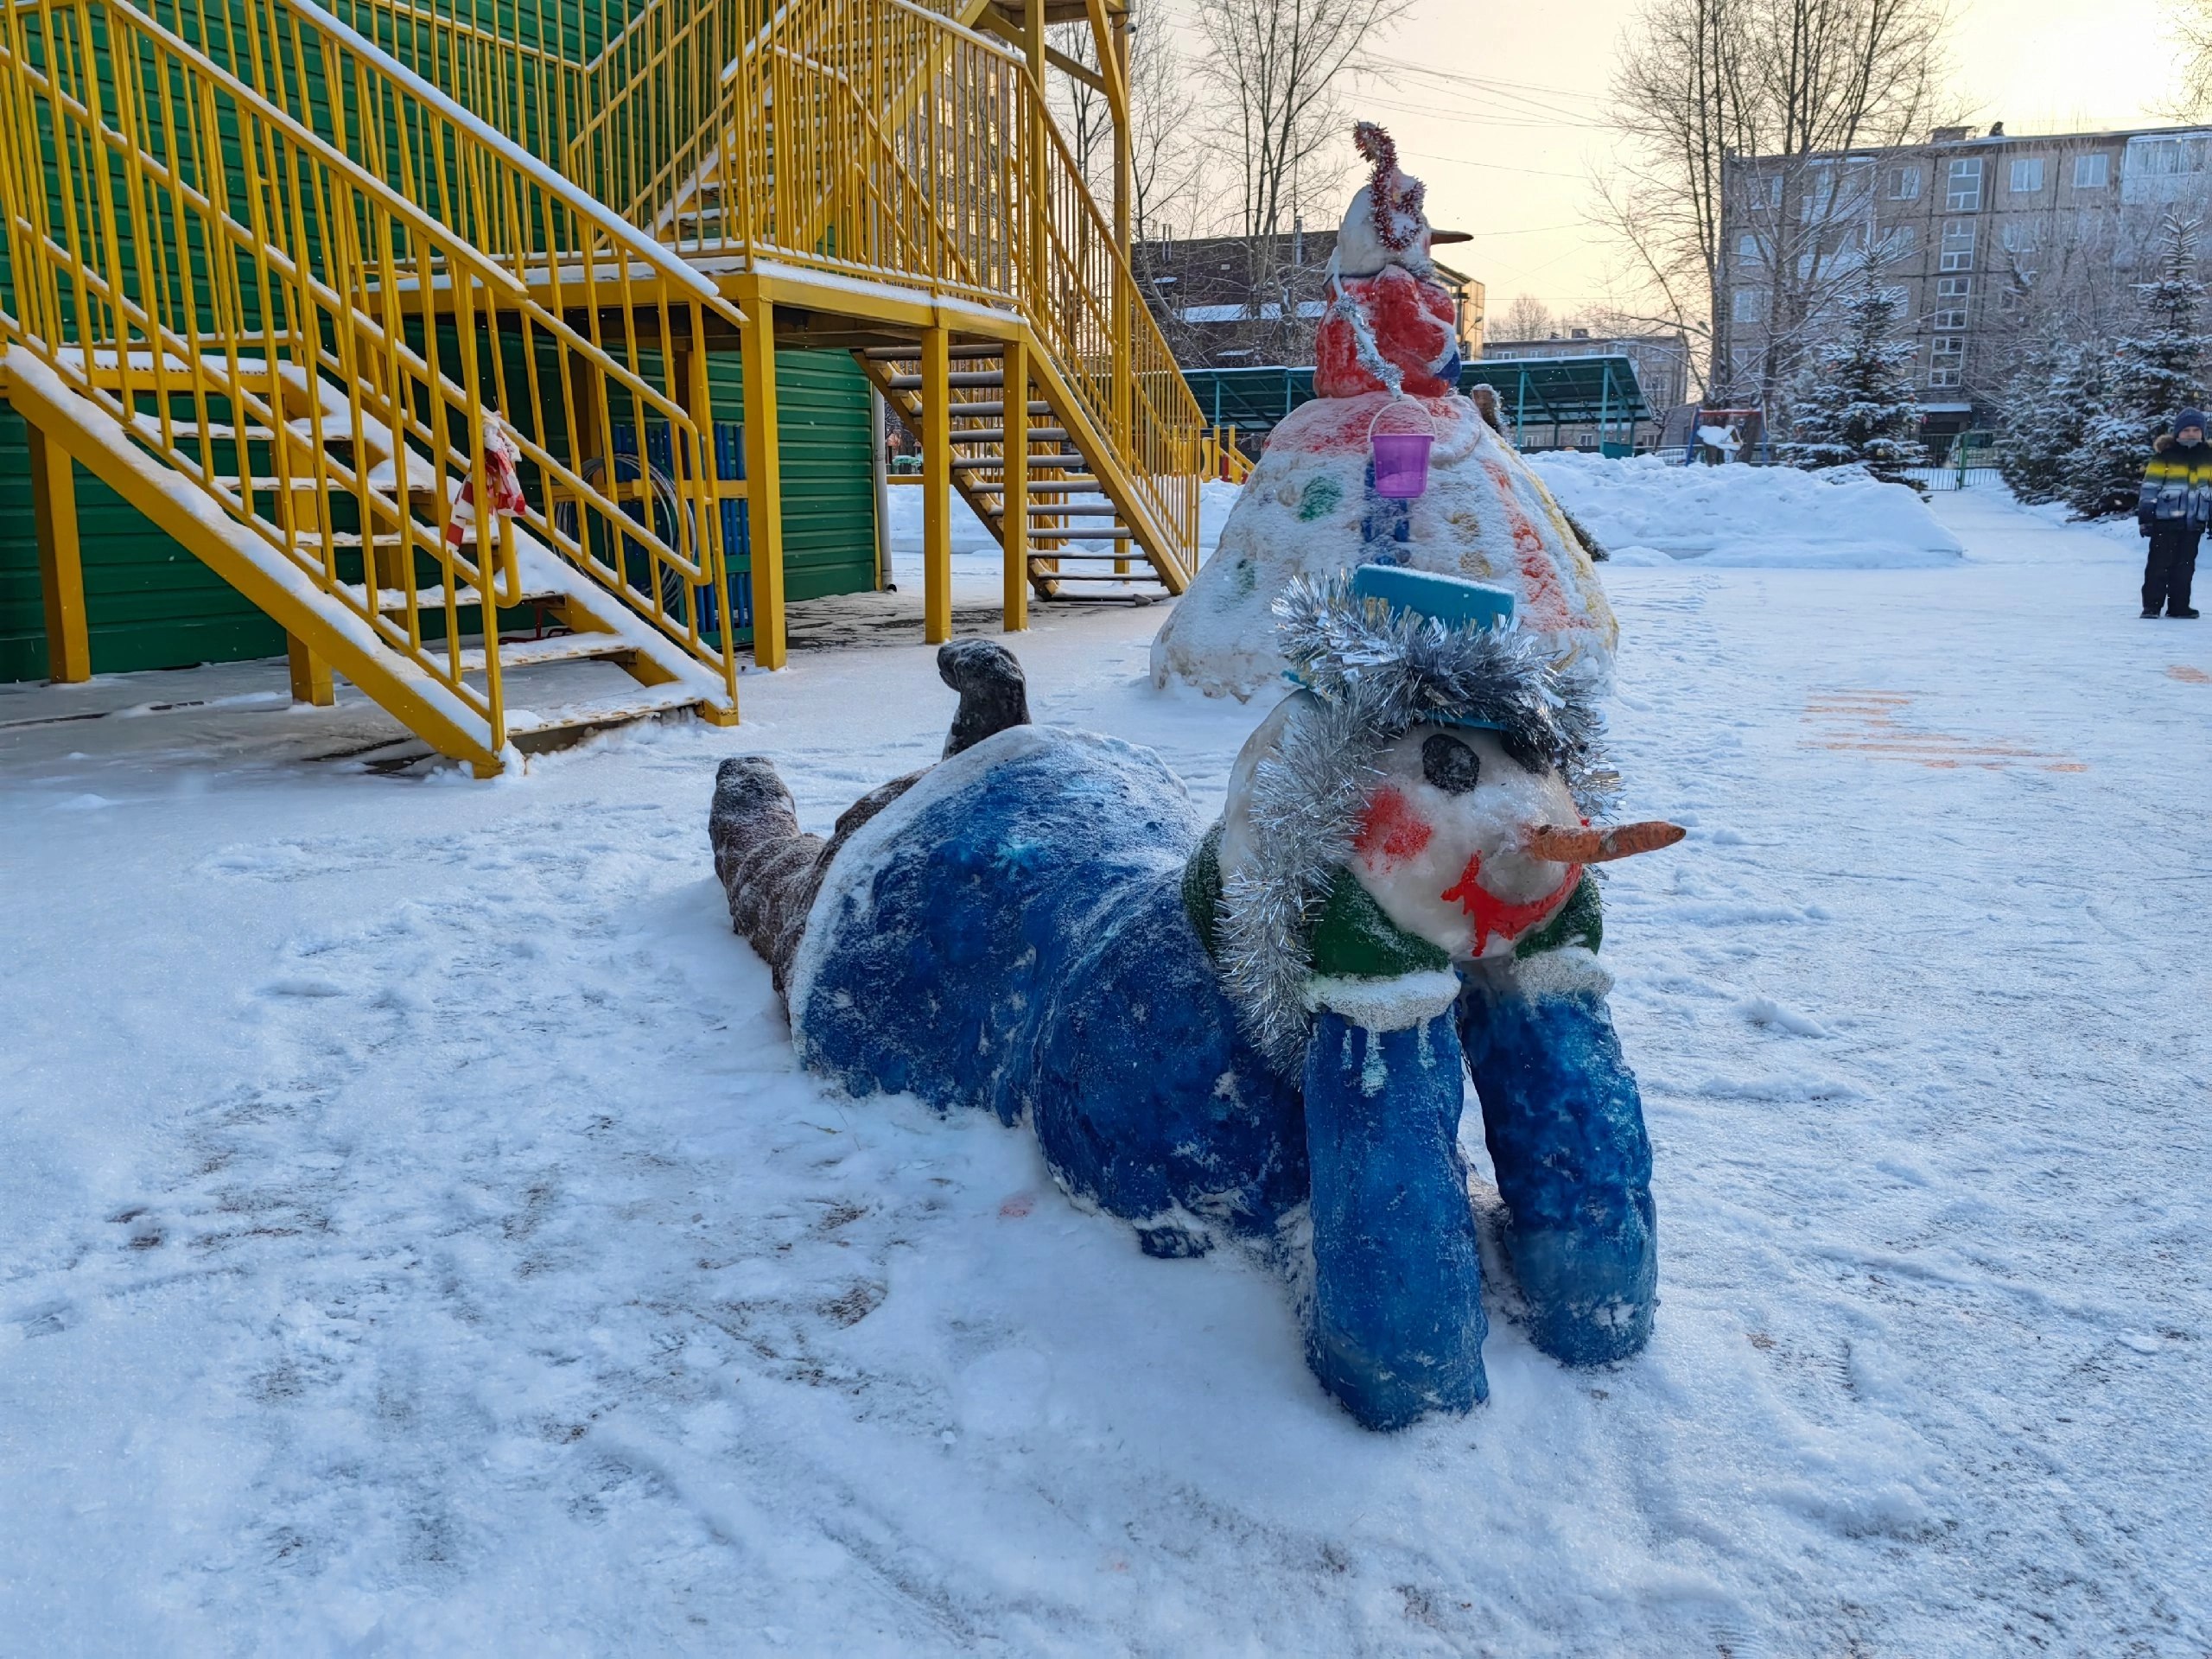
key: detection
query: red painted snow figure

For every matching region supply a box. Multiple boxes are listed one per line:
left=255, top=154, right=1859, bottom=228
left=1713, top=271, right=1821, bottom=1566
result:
left=1150, top=123, right=1621, bottom=701
left=1314, top=267, right=1460, bottom=397
left=446, top=414, right=528, bottom=548
left=1441, top=852, right=1585, bottom=957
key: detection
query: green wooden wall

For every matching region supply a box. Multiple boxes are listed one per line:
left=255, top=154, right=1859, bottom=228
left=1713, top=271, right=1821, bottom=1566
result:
left=0, top=346, right=880, bottom=683
left=0, top=404, right=288, bottom=682
left=705, top=350, right=880, bottom=606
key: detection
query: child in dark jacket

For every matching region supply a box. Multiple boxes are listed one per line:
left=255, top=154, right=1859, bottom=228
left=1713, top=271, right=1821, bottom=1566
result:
left=2139, top=409, right=2212, bottom=618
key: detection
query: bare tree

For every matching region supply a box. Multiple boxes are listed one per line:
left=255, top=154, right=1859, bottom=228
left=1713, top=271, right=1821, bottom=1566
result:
left=1598, top=0, right=1949, bottom=407
left=1194, top=0, right=1413, bottom=240
left=1128, top=10, right=1203, bottom=247
left=1497, top=295, right=1558, bottom=342
left=1046, top=22, right=1115, bottom=203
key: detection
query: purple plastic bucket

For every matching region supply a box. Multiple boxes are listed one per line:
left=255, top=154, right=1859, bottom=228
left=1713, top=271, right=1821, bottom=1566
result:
left=1370, top=431, right=1433, bottom=499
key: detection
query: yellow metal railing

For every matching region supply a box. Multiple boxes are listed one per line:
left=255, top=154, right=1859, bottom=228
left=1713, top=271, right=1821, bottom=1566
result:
left=560, top=0, right=1205, bottom=575
left=1205, top=426, right=1253, bottom=485
left=0, top=0, right=746, bottom=752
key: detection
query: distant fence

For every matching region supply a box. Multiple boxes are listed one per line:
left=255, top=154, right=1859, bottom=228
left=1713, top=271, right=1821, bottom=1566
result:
left=1649, top=442, right=2003, bottom=492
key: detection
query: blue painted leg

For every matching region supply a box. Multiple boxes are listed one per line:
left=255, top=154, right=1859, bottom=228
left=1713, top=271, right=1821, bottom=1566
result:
left=1458, top=953, right=1657, bottom=1366
left=1302, top=983, right=1489, bottom=1428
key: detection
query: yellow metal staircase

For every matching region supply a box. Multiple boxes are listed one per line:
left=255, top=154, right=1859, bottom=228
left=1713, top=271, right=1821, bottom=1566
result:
left=354, top=0, right=1208, bottom=642
left=858, top=342, right=1163, bottom=607
left=0, top=0, right=752, bottom=771
left=3, top=0, right=1205, bottom=753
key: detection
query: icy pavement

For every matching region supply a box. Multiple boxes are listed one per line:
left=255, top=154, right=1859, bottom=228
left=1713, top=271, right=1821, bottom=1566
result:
left=2, top=486, right=2208, bottom=1655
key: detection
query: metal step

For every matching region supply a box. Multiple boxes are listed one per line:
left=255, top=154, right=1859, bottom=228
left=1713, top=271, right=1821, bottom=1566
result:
left=885, top=371, right=1005, bottom=391
left=934, top=427, right=1068, bottom=447
left=505, top=680, right=705, bottom=746
left=363, top=581, right=564, bottom=614
left=1029, top=548, right=1147, bottom=561
left=451, top=632, right=639, bottom=674
left=1025, top=503, right=1121, bottom=518
left=952, top=457, right=1087, bottom=475
left=940, top=400, right=1051, bottom=419
left=1030, top=569, right=1166, bottom=582
left=293, top=528, right=412, bottom=550
left=862, top=344, right=1003, bottom=363
left=213, top=474, right=327, bottom=492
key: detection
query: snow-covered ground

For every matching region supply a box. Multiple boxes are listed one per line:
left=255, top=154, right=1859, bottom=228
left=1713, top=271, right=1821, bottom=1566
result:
left=3, top=485, right=2209, bottom=1654
left=1531, top=451, right=1966, bottom=569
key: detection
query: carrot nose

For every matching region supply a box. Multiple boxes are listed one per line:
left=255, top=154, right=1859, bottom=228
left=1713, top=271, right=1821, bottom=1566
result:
left=1522, top=821, right=1688, bottom=863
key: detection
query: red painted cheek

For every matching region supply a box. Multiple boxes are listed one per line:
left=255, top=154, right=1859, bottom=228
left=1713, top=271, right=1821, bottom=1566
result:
left=1353, top=785, right=1434, bottom=871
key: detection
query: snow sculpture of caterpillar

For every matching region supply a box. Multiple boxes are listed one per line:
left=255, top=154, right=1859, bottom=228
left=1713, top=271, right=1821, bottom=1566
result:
left=708, top=569, right=1681, bottom=1430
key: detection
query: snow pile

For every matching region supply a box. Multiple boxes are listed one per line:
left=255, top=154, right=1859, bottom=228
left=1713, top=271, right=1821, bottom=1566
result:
left=3, top=486, right=2209, bottom=1650
left=1529, top=452, right=1965, bottom=569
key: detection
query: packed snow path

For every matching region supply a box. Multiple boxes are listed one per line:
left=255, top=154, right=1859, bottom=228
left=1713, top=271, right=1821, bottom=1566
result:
left=2, top=487, right=2207, bottom=1655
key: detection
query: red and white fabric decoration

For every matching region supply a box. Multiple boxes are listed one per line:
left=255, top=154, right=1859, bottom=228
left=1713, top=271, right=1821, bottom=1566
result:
left=446, top=414, right=528, bottom=547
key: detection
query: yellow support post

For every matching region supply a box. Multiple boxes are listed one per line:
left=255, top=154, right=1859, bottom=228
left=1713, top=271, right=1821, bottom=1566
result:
left=1001, top=336, right=1029, bottom=632
left=28, top=423, right=91, bottom=683
left=740, top=296, right=787, bottom=669
left=287, top=635, right=335, bottom=706
left=922, top=324, right=953, bottom=645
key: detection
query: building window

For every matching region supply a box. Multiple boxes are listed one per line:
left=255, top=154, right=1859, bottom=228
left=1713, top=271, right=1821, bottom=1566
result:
left=2133, top=136, right=2209, bottom=177
left=1933, top=307, right=1969, bottom=328
left=1941, top=220, right=1976, bottom=271
left=2000, top=220, right=2040, bottom=253
left=2075, top=153, right=2110, bottom=188
left=1929, top=367, right=1963, bottom=387
left=1750, top=174, right=1783, bottom=210
left=1947, top=157, right=1983, bottom=211
left=1737, top=233, right=1761, bottom=267
left=1874, top=224, right=1919, bottom=257
left=1732, top=288, right=1764, bottom=323
left=2008, top=157, right=2046, bottom=194
left=1888, top=166, right=1923, bottom=200
left=1936, top=276, right=1973, bottom=301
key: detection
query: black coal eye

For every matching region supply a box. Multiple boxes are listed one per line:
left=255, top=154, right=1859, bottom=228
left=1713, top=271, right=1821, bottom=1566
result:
left=1421, top=734, right=1480, bottom=793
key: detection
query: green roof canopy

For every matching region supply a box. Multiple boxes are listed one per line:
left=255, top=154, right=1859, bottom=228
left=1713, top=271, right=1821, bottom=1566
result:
left=1183, top=355, right=1650, bottom=448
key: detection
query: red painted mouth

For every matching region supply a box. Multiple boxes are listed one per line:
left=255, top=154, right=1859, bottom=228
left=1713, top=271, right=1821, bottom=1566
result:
left=1440, top=851, right=1582, bottom=956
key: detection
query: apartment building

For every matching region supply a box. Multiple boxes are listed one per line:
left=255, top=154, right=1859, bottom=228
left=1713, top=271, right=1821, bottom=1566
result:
left=1720, top=123, right=2212, bottom=438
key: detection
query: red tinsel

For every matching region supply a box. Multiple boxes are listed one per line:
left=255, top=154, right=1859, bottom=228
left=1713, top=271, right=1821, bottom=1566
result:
left=1352, top=120, right=1425, bottom=253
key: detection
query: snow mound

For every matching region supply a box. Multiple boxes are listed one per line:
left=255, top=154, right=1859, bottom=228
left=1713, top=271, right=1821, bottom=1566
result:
left=1529, top=453, right=1965, bottom=569
left=1154, top=395, right=1618, bottom=700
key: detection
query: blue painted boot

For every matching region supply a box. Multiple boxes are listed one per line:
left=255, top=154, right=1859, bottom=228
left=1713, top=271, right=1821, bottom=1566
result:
left=1458, top=950, right=1657, bottom=1366
left=1302, top=974, right=1489, bottom=1428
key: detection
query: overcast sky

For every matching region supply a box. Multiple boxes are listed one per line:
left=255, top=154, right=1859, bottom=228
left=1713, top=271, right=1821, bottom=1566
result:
left=1321, top=0, right=2183, bottom=323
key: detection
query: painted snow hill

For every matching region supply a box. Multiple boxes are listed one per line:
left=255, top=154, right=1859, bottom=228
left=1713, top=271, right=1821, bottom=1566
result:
left=1153, top=125, right=1618, bottom=699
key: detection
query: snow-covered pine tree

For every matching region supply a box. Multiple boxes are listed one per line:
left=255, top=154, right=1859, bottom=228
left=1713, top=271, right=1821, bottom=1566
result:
left=1997, top=339, right=2104, bottom=505
left=2064, top=213, right=2211, bottom=518
left=1778, top=266, right=1928, bottom=483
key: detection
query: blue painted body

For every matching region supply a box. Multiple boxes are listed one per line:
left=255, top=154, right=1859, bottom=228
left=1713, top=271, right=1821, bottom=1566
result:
left=795, top=731, right=1307, bottom=1236
left=789, top=728, right=1657, bottom=1424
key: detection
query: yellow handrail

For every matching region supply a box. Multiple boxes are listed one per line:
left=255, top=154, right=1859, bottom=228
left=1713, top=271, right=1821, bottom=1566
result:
left=0, top=0, right=747, bottom=750
left=1205, top=426, right=1252, bottom=485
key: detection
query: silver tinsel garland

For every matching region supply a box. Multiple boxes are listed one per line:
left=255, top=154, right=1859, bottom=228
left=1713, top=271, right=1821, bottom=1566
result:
left=1216, top=572, right=1616, bottom=1071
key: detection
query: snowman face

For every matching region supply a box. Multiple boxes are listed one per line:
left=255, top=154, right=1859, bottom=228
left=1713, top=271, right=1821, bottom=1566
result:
left=1349, top=723, right=1582, bottom=961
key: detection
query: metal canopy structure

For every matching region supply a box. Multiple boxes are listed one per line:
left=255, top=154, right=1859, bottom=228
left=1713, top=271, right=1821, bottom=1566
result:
left=1181, top=355, right=1651, bottom=452
left=1185, top=366, right=1317, bottom=432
